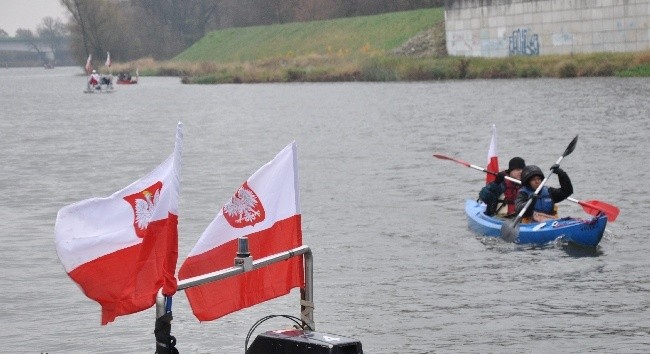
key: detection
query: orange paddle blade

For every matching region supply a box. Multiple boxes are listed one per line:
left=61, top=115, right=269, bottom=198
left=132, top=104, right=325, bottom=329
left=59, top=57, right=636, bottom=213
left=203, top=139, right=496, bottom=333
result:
left=579, top=200, right=620, bottom=222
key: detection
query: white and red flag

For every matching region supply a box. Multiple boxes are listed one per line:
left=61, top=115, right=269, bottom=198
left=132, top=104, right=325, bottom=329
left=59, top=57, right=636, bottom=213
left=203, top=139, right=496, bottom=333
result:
left=55, top=122, right=183, bottom=325
left=105, top=52, right=111, bottom=67
left=85, top=54, right=92, bottom=74
left=179, top=142, right=304, bottom=322
left=486, top=124, right=499, bottom=184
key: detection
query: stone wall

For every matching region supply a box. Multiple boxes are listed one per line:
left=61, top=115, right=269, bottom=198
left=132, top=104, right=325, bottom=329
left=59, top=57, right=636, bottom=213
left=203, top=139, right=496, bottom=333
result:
left=444, top=0, right=649, bottom=57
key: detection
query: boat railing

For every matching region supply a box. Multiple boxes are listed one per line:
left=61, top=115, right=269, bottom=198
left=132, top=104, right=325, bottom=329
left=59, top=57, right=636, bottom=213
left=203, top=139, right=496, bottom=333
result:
left=155, top=237, right=315, bottom=329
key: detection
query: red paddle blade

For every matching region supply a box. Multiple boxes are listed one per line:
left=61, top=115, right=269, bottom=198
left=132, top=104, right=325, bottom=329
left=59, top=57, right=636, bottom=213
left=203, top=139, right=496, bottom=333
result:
left=432, top=154, right=471, bottom=167
left=580, top=200, right=620, bottom=222
left=432, top=154, right=456, bottom=161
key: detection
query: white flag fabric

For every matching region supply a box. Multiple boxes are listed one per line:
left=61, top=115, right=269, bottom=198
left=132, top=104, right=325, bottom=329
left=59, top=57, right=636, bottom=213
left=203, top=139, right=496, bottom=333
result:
left=85, top=54, right=92, bottom=74
left=486, top=124, right=499, bottom=184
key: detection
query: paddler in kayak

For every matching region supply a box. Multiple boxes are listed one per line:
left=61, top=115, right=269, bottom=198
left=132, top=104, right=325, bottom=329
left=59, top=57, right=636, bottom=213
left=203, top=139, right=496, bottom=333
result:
left=515, top=164, right=573, bottom=222
left=479, top=157, right=526, bottom=217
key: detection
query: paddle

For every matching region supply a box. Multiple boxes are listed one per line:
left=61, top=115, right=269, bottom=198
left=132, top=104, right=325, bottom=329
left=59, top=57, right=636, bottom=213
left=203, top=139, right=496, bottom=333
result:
left=432, top=153, right=619, bottom=221
left=568, top=199, right=619, bottom=221
left=500, top=135, right=579, bottom=242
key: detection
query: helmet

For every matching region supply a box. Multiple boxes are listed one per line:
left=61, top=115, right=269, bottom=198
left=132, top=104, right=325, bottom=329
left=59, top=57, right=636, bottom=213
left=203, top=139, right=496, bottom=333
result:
left=92, top=70, right=97, bottom=73
left=521, top=165, right=544, bottom=187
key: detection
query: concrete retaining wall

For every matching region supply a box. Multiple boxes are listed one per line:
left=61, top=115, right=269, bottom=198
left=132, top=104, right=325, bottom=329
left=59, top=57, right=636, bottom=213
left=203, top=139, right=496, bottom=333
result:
left=444, top=0, right=649, bottom=57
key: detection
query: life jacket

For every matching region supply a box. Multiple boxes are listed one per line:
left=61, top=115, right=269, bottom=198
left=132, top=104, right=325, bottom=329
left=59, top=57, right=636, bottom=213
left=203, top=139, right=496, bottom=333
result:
left=520, top=186, right=555, bottom=215
left=502, top=179, right=519, bottom=214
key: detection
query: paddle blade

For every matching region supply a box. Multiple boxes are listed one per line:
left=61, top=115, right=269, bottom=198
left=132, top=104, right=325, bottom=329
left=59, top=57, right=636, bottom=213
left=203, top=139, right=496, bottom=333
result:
left=581, top=200, right=620, bottom=222
left=563, top=135, right=579, bottom=157
left=432, top=154, right=471, bottom=167
left=500, top=220, right=519, bottom=243
left=432, top=154, right=451, bottom=160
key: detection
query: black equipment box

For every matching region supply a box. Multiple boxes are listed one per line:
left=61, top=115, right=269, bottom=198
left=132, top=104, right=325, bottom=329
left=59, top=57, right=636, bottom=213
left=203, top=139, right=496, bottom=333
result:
left=246, top=329, right=363, bottom=354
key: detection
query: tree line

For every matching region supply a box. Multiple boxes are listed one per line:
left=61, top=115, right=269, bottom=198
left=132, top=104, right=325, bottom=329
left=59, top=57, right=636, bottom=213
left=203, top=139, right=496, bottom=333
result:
left=63, top=0, right=443, bottom=66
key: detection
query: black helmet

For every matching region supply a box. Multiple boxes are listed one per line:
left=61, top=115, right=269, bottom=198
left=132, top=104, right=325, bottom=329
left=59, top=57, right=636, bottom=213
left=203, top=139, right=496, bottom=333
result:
left=521, top=165, right=544, bottom=187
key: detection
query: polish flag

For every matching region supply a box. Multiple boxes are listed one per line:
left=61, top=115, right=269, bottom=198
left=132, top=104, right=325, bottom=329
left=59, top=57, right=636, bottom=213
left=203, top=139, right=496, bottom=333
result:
left=55, top=123, right=183, bottom=325
left=486, top=124, right=499, bottom=184
left=85, top=54, right=92, bottom=74
left=105, top=52, right=111, bottom=67
left=179, top=142, right=304, bottom=322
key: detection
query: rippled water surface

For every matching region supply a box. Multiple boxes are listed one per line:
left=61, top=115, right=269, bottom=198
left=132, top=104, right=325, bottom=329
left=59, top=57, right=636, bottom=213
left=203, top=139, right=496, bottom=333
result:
left=1, top=67, right=648, bottom=353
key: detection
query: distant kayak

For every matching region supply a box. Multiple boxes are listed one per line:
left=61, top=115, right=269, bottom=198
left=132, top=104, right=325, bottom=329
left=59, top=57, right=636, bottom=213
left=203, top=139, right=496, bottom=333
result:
left=116, top=71, right=139, bottom=85
left=116, top=78, right=138, bottom=85
left=465, top=199, right=607, bottom=247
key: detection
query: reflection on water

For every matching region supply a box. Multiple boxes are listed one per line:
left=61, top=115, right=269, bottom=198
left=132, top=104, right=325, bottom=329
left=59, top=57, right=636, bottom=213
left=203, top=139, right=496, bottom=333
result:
left=1, top=67, right=648, bottom=353
left=478, top=236, right=605, bottom=257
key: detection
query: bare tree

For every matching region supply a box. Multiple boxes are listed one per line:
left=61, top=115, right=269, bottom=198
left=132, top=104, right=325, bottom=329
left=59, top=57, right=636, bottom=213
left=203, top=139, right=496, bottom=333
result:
left=15, top=28, right=34, bottom=38
left=61, top=0, right=129, bottom=66
left=60, top=0, right=92, bottom=57
left=134, top=0, right=220, bottom=52
left=37, top=17, right=68, bottom=65
left=15, top=28, right=46, bottom=60
left=0, top=29, right=8, bottom=37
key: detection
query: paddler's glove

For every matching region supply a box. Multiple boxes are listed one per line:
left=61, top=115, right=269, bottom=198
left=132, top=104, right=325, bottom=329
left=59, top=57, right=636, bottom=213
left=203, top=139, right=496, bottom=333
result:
left=551, top=164, right=562, bottom=173
left=494, top=171, right=506, bottom=184
left=550, top=164, right=565, bottom=176
left=528, top=194, right=538, bottom=205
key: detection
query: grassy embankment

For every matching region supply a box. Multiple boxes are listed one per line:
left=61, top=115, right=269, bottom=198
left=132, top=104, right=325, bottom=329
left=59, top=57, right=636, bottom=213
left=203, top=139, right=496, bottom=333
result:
left=111, top=7, right=650, bottom=83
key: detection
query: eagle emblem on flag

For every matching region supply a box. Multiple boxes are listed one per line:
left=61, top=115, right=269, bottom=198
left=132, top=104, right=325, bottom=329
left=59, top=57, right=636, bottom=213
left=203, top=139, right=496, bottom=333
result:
left=123, top=181, right=163, bottom=238
left=223, top=182, right=265, bottom=228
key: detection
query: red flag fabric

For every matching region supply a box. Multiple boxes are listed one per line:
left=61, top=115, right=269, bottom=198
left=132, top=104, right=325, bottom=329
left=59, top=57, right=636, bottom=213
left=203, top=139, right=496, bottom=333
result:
left=55, top=123, right=183, bottom=325
left=105, top=52, right=111, bottom=67
left=85, top=54, right=92, bottom=74
left=179, top=142, right=304, bottom=322
left=486, top=124, right=499, bottom=184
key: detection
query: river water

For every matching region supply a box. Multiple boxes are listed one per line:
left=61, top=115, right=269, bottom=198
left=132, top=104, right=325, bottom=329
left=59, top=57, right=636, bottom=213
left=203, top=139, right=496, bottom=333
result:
left=1, top=67, right=648, bottom=353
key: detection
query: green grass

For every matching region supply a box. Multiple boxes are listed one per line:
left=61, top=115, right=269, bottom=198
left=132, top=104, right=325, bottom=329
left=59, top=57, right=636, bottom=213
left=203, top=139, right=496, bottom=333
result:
left=174, top=8, right=444, bottom=63
left=618, top=63, right=650, bottom=77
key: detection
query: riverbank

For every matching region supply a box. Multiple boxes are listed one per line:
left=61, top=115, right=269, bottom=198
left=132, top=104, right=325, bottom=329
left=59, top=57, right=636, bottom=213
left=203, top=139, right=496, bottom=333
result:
left=108, top=8, right=650, bottom=83
left=111, top=50, right=650, bottom=83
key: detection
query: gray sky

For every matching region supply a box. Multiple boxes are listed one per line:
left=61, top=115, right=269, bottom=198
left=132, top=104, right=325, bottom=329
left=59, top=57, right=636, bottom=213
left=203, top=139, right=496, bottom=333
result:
left=0, top=0, right=67, bottom=36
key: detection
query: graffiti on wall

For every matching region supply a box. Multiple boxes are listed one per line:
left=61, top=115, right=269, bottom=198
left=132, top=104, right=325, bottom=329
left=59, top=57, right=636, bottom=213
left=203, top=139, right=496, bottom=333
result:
left=509, top=28, right=539, bottom=56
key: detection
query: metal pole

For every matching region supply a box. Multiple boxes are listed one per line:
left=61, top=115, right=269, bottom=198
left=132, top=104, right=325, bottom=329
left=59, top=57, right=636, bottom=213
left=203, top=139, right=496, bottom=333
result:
left=155, top=289, right=166, bottom=319
left=156, top=239, right=314, bottom=328
left=177, top=244, right=311, bottom=290
left=301, top=249, right=315, bottom=330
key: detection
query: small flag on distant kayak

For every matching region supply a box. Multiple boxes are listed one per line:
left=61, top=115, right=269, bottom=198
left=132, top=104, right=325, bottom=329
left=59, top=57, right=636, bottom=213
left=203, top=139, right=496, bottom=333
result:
left=486, top=124, right=499, bottom=184
left=179, top=142, right=304, bottom=322
left=85, top=54, right=92, bottom=74
left=55, top=122, right=183, bottom=325
left=105, top=52, right=111, bottom=67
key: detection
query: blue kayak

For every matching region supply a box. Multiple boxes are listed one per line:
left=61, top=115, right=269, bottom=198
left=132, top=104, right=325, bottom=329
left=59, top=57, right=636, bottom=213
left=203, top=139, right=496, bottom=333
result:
left=465, top=199, right=607, bottom=247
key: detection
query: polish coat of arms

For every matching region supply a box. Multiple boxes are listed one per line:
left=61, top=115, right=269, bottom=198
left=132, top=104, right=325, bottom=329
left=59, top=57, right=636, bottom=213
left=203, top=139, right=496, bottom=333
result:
left=223, top=182, right=265, bottom=228
left=123, top=181, right=163, bottom=238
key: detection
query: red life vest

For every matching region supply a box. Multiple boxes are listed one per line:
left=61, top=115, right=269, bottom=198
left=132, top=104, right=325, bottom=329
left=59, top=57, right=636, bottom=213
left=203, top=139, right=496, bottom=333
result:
left=503, top=179, right=520, bottom=214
